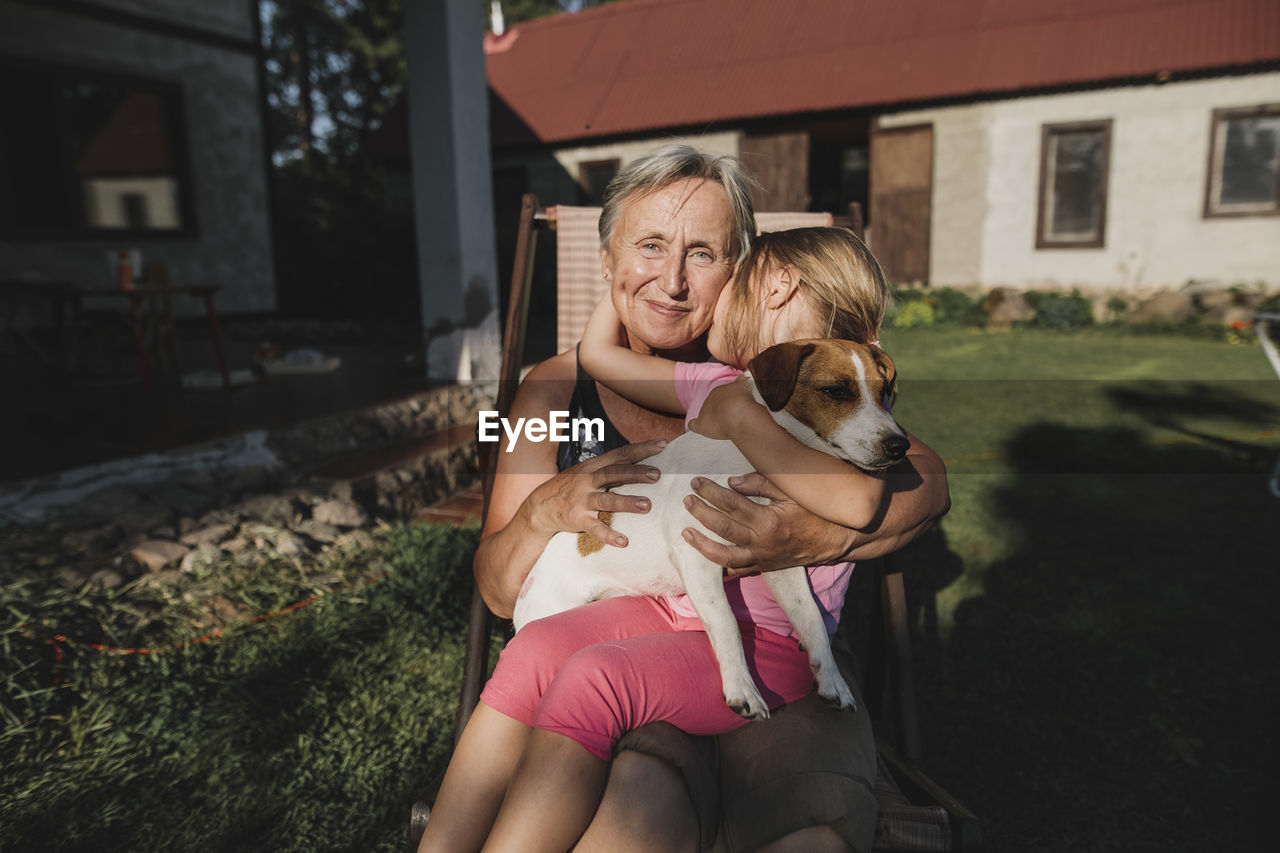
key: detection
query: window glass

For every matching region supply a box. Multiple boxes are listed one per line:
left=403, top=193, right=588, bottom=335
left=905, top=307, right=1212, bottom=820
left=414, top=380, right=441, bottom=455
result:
left=0, top=57, right=193, bottom=237
left=839, top=144, right=869, bottom=212
left=1038, top=121, right=1110, bottom=248
left=578, top=159, right=618, bottom=205
left=1210, top=109, right=1280, bottom=214
left=1049, top=131, right=1104, bottom=236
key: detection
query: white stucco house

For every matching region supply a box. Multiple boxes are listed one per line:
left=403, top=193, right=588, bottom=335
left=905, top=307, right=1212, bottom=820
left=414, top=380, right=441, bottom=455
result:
left=480, top=0, right=1280, bottom=293
left=880, top=74, right=1280, bottom=292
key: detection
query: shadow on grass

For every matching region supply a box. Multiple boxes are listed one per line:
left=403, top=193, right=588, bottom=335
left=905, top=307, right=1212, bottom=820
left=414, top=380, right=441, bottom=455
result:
left=1107, top=381, right=1280, bottom=457
left=904, top=401, right=1278, bottom=851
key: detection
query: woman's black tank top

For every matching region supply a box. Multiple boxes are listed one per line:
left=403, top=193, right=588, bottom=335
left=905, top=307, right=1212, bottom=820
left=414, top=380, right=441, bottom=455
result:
left=555, top=346, right=630, bottom=472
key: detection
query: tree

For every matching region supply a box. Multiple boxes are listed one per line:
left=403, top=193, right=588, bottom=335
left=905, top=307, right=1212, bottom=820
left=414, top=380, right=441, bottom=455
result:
left=256, top=1, right=619, bottom=320
left=260, top=0, right=416, bottom=320
left=262, top=0, right=405, bottom=166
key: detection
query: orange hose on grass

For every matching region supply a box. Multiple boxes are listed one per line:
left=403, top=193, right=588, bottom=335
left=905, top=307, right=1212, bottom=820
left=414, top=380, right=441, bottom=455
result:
left=35, top=573, right=386, bottom=657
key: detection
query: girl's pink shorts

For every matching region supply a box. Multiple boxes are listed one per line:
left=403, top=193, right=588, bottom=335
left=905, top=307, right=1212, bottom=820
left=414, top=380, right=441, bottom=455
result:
left=479, top=595, right=815, bottom=760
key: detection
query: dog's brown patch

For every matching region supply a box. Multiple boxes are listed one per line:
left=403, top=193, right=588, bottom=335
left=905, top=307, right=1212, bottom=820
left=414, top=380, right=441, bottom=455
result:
left=576, top=511, right=614, bottom=556
left=748, top=342, right=814, bottom=410
left=790, top=344, right=865, bottom=440
left=777, top=341, right=895, bottom=442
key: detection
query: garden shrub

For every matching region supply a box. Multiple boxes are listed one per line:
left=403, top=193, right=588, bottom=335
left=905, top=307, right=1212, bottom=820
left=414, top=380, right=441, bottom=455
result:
left=1024, top=289, right=1094, bottom=330
left=930, top=287, right=986, bottom=327
left=893, top=298, right=936, bottom=328
left=1257, top=291, right=1280, bottom=315
left=889, top=285, right=983, bottom=328
left=1105, top=295, right=1129, bottom=322
left=889, top=285, right=928, bottom=305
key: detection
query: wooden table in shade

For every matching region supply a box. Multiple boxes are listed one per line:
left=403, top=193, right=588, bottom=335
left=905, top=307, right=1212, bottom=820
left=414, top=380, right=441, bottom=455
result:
left=73, top=283, right=231, bottom=394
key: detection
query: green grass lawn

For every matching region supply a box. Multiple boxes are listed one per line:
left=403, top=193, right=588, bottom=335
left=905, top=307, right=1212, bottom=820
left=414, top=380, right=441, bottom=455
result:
left=3, top=328, right=1278, bottom=851
left=878, top=327, right=1279, bottom=851
left=2, top=524, right=495, bottom=852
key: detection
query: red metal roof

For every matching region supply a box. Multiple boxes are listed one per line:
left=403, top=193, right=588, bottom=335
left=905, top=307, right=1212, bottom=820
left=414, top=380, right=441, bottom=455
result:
left=486, top=0, right=1280, bottom=147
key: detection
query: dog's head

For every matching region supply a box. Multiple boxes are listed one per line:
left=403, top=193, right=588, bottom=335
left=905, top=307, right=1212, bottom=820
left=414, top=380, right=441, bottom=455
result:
left=746, top=339, right=909, bottom=471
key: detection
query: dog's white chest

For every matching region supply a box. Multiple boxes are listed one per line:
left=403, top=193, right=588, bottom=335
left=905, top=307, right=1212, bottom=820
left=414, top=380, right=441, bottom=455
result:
left=513, top=433, right=750, bottom=628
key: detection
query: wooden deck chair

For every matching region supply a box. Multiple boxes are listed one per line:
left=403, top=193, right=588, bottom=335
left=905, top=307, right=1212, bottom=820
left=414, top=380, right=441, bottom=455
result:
left=423, top=194, right=981, bottom=852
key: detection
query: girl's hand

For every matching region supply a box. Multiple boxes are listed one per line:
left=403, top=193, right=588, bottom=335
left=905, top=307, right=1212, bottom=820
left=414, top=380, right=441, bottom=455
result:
left=688, top=377, right=754, bottom=441
left=526, top=439, right=666, bottom=548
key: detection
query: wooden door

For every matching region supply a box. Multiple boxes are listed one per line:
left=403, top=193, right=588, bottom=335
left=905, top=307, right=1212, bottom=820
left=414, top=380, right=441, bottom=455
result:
left=870, top=123, right=933, bottom=285
left=740, top=131, right=810, bottom=212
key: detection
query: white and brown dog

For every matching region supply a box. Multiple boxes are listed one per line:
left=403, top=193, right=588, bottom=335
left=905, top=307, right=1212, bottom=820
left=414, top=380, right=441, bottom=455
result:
left=512, top=339, right=909, bottom=720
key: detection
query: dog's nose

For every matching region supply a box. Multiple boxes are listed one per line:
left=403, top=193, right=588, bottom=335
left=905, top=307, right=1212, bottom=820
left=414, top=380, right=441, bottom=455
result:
left=882, top=434, right=909, bottom=461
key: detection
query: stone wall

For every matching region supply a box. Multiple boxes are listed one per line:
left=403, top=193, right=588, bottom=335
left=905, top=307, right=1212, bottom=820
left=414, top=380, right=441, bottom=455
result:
left=0, top=383, right=492, bottom=607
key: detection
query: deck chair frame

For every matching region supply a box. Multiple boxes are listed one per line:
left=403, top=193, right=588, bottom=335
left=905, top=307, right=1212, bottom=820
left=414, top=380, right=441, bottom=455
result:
left=449, top=194, right=981, bottom=851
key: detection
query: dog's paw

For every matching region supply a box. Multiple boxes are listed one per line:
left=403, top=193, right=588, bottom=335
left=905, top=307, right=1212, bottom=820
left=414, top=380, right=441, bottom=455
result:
left=726, top=693, right=771, bottom=721
left=817, top=674, right=858, bottom=713
left=723, top=678, right=770, bottom=720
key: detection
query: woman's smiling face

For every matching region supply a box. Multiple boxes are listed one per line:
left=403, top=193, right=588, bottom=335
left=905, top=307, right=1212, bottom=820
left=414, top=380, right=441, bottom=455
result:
left=601, top=178, right=737, bottom=358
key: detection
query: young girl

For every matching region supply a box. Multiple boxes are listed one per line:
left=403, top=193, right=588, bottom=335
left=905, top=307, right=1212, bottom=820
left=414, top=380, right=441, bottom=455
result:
left=421, top=227, right=892, bottom=853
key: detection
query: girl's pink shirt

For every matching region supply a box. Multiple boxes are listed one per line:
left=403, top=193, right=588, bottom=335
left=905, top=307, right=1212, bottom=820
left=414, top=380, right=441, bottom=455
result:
left=669, top=360, right=852, bottom=637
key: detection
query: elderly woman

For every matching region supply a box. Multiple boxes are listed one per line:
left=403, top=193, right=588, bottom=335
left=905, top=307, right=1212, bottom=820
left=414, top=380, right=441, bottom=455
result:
left=420, top=145, right=949, bottom=852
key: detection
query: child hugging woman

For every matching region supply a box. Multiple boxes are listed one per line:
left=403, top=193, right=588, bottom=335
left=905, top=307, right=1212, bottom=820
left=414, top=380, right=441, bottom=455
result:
left=421, top=226, right=892, bottom=853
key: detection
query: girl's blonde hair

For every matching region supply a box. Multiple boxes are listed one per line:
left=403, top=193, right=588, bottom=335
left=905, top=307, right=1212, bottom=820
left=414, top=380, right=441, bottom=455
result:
left=718, top=227, right=892, bottom=362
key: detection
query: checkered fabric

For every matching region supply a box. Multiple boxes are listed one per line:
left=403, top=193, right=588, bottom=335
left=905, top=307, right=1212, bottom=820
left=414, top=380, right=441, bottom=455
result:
left=756, top=211, right=834, bottom=233
left=552, top=205, right=606, bottom=355
left=872, top=753, right=952, bottom=852
left=552, top=208, right=837, bottom=353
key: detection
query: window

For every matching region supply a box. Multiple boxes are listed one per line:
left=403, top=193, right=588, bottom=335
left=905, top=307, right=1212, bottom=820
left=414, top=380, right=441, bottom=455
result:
left=578, top=159, right=619, bottom=205
left=0, top=55, right=195, bottom=238
left=806, top=116, right=873, bottom=222
left=1036, top=120, right=1112, bottom=248
left=1204, top=104, right=1280, bottom=218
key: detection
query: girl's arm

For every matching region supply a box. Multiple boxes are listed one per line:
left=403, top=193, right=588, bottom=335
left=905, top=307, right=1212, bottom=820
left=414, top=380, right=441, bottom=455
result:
left=681, top=434, right=948, bottom=577
left=689, top=377, right=886, bottom=530
left=579, top=297, right=684, bottom=415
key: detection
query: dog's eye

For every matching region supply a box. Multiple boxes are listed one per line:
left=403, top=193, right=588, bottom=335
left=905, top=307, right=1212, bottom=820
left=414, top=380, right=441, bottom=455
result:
left=820, top=385, right=853, bottom=401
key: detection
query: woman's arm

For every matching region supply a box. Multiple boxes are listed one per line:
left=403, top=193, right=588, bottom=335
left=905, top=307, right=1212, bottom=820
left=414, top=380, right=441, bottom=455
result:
left=689, top=377, right=886, bottom=530
left=579, top=297, right=683, bottom=415
left=474, top=352, right=667, bottom=618
left=680, top=432, right=949, bottom=575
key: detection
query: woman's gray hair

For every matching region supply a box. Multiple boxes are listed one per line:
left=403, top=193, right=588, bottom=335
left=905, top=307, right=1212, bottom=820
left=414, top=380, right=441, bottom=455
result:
left=598, top=144, right=758, bottom=264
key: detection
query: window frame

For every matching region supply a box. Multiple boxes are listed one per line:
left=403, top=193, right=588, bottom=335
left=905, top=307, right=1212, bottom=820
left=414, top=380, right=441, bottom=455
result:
left=1035, top=118, right=1113, bottom=250
left=0, top=53, right=199, bottom=241
left=1202, top=102, right=1280, bottom=220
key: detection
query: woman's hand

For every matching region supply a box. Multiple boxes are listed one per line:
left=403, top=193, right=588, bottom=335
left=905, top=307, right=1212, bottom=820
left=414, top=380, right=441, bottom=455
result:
left=681, top=473, right=856, bottom=577
left=526, top=439, right=667, bottom=548
left=680, top=434, right=949, bottom=575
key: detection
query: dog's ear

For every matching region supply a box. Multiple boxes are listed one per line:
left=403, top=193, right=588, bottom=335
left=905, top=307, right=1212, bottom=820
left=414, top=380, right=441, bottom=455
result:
left=870, top=345, right=897, bottom=405
left=749, top=342, right=814, bottom=410
left=870, top=345, right=896, bottom=384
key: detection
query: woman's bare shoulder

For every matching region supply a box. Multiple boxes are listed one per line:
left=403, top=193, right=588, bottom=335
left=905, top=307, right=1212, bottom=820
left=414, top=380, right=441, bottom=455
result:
left=511, top=348, right=578, bottom=412
left=527, top=348, right=577, bottom=383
